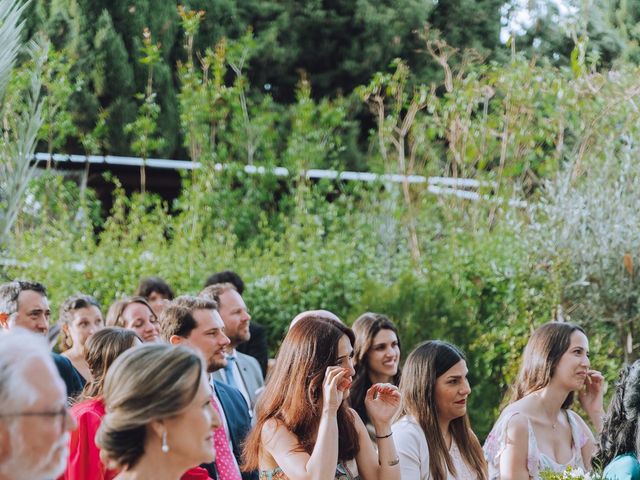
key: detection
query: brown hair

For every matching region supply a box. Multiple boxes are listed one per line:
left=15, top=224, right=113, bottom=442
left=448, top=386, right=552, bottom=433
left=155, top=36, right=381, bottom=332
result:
left=400, top=341, right=487, bottom=480
left=78, top=327, right=140, bottom=401
left=59, top=294, right=102, bottom=349
left=96, top=344, right=204, bottom=469
left=105, top=297, right=156, bottom=328
left=242, top=316, right=360, bottom=470
left=199, top=283, right=236, bottom=306
left=509, top=322, right=586, bottom=409
left=350, top=312, right=401, bottom=425
left=159, top=296, right=218, bottom=341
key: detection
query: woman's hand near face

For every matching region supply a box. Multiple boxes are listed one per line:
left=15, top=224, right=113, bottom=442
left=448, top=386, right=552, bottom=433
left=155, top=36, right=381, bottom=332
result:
left=364, top=383, right=401, bottom=430
left=578, top=369, right=605, bottom=432
left=323, top=366, right=348, bottom=414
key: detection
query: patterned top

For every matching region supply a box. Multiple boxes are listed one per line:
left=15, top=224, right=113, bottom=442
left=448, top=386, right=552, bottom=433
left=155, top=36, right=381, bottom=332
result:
left=483, top=409, right=588, bottom=479
left=259, top=461, right=360, bottom=480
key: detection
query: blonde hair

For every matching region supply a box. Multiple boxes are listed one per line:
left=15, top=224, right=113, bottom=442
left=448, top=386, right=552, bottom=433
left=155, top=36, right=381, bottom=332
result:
left=96, top=344, right=204, bottom=469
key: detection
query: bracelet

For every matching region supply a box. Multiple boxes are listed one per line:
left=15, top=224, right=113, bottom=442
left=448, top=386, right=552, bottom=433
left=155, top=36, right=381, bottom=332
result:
left=375, top=432, right=393, bottom=439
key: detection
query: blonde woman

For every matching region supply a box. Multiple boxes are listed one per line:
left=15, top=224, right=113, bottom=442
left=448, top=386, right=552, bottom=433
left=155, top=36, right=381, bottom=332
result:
left=96, top=344, right=220, bottom=480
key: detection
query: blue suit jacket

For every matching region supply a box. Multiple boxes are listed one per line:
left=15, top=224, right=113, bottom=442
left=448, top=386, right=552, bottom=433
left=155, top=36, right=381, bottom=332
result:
left=201, top=380, right=257, bottom=480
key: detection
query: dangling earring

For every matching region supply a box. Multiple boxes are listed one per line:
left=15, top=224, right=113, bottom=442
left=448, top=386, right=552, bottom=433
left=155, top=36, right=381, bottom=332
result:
left=161, top=430, right=169, bottom=453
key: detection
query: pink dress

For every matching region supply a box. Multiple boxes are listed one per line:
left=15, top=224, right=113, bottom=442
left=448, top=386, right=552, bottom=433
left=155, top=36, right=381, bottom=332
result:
left=483, top=409, right=588, bottom=479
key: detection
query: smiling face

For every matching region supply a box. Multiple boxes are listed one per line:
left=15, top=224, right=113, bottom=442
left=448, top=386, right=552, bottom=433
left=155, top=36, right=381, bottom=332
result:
left=434, top=359, right=471, bottom=424
left=161, top=369, right=220, bottom=467
left=366, top=328, right=400, bottom=384
left=65, top=306, right=103, bottom=350
left=551, top=330, right=590, bottom=391
left=121, top=303, right=160, bottom=343
left=180, top=309, right=230, bottom=373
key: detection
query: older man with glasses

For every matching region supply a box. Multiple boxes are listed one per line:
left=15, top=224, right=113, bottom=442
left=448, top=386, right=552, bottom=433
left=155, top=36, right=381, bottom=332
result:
left=0, top=328, right=77, bottom=480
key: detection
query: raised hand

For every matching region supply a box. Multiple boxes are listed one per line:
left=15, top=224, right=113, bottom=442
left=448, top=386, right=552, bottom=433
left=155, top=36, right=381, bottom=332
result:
left=578, top=369, right=605, bottom=431
left=364, top=383, right=401, bottom=428
left=322, top=366, right=349, bottom=414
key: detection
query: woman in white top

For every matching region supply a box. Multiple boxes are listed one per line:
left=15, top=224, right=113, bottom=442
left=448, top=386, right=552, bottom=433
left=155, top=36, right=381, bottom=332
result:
left=392, top=340, right=487, bottom=480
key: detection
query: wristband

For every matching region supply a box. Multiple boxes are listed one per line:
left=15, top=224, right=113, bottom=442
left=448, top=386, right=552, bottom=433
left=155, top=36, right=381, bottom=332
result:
left=375, top=432, right=393, bottom=439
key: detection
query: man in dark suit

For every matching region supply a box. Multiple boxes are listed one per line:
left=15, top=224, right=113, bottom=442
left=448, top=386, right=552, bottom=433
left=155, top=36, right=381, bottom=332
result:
left=0, top=280, right=84, bottom=400
left=161, top=295, right=257, bottom=480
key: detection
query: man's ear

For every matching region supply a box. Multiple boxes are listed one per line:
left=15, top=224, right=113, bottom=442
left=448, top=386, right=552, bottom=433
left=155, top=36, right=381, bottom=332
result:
left=0, top=313, right=9, bottom=330
left=168, top=335, right=183, bottom=346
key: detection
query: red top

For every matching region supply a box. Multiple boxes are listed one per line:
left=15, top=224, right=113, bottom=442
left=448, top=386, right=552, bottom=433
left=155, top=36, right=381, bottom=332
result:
left=61, top=397, right=212, bottom=480
left=61, top=397, right=118, bottom=480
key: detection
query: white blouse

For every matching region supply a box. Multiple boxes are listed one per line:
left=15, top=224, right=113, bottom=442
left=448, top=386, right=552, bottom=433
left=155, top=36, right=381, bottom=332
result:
left=392, top=415, right=480, bottom=480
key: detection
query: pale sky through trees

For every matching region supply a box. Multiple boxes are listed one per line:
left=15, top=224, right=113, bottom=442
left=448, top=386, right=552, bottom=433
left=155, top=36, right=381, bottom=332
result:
left=501, top=0, right=578, bottom=42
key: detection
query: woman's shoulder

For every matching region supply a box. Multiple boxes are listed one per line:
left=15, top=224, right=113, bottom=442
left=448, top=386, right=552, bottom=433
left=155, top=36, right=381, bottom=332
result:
left=392, top=416, right=428, bottom=445
left=71, top=397, right=105, bottom=418
left=604, top=454, right=640, bottom=480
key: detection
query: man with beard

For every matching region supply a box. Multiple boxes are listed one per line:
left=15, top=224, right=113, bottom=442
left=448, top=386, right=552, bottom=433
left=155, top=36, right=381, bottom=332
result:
left=200, top=283, right=263, bottom=414
left=0, top=281, right=84, bottom=399
left=0, top=328, right=77, bottom=480
left=160, top=296, right=256, bottom=480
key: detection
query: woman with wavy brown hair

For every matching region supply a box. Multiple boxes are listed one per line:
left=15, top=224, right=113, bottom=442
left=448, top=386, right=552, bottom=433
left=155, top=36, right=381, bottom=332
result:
left=242, top=314, right=402, bottom=480
left=61, top=327, right=140, bottom=480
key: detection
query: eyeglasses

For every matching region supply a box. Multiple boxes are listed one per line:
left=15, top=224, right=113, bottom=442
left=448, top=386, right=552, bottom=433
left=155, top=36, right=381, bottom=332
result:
left=0, top=405, right=71, bottom=431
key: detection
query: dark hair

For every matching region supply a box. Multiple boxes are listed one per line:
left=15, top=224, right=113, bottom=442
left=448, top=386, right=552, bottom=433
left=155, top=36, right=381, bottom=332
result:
left=204, top=270, right=244, bottom=294
left=594, top=360, right=640, bottom=468
left=243, top=316, right=360, bottom=470
left=134, top=277, right=174, bottom=300
left=400, top=340, right=487, bottom=480
left=350, top=312, right=401, bottom=425
left=509, top=322, right=586, bottom=409
left=0, top=280, right=47, bottom=315
left=96, top=344, right=204, bottom=469
left=78, top=327, right=140, bottom=401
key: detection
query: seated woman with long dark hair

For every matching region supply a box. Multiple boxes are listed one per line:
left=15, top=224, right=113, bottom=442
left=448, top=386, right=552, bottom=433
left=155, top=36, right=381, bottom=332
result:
left=392, top=340, right=487, bottom=480
left=350, top=313, right=401, bottom=442
left=484, top=322, right=605, bottom=479
left=242, top=314, right=402, bottom=480
left=594, top=359, right=640, bottom=480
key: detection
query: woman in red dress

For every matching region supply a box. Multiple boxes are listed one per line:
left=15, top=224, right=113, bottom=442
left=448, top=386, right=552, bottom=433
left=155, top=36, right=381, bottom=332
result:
left=61, top=327, right=141, bottom=480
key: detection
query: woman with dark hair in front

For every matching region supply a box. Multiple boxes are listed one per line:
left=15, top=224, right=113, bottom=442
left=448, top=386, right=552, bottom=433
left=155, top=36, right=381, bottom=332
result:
left=135, top=276, right=174, bottom=318
left=350, top=312, right=401, bottom=442
left=106, top=296, right=160, bottom=343
left=392, top=340, right=487, bottom=480
left=61, top=327, right=140, bottom=480
left=59, top=294, right=104, bottom=384
left=593, top=360, right=640, bottom=480
left=242, top=315, right=402, bottom=480
left=484, top=322, right=605, bottom=479
left=96, top=344, right=220, bottom=480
